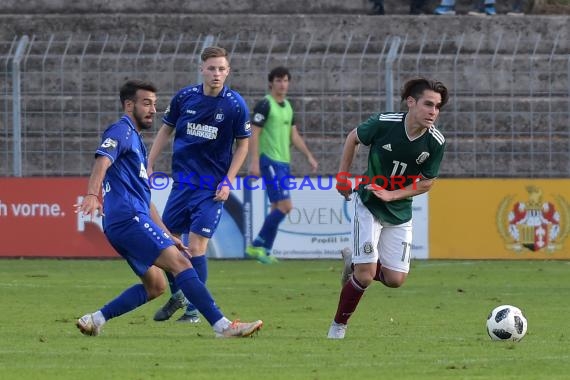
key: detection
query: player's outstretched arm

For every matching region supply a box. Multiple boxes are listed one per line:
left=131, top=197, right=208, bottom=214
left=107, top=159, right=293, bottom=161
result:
left=227, top=137, right=249, bottom=184
left=338, top=128, right=360, bottom=175
left=291, top=126, right=318, bottom=173
left=336, top=128, right=360, bottom=201
left=366, top=178, right=435, bottom=202
left=214, top=138, right=249, bottom=202
left=75, top=156, right=112, bottom=219
left=248, top=125, right=262, bottom=177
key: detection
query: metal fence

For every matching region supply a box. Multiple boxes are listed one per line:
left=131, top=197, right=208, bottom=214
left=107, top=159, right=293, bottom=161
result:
left=1, top=32, right=569, bottom=178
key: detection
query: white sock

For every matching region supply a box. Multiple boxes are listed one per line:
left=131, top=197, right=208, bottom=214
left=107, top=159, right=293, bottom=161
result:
left=92, top=310, right=106, bottom=326
left=213, top=317, right=232, bottom=333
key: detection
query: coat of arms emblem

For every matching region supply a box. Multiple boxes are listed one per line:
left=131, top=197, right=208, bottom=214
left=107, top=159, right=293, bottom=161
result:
left=496, top=186, right=570, bottom=253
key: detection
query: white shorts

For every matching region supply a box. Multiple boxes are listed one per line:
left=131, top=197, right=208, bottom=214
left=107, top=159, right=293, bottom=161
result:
left=351, top=194, right=413, bottom=273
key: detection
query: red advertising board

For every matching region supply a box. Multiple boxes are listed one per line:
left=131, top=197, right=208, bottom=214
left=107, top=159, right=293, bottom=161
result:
left=0, top=178, right=117, bottom=257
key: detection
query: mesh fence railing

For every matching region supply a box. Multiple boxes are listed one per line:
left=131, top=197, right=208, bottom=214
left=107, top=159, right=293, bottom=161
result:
left=1, top=32, right=569, bottom=178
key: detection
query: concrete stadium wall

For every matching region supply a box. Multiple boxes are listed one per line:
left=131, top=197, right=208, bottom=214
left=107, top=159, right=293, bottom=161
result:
left=0, top=0, right=537, bottom=15
left=0, top=0, right=372, bottom=15
left=1, top=14, right=568, bottom=45
left=0, top=0, right=568, bottom=177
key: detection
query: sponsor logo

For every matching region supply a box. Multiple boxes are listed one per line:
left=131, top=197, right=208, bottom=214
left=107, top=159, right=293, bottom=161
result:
left=497, top=185, right=570, bottom=253
left=382, top=144, right=392, bottom=151
left=100, top=138, right=118, bottom=149
left=186, top=123, right=218, bottom=140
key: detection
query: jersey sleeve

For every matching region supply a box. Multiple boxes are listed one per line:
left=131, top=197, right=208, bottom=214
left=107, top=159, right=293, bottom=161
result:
left=420, top=133, right=446, bottom=179
left=355, top=113, right=382, bottom=146
left=234, top=92, right=252, bottom=139
left=251, top=98, right=270, bottom=128
left=162, top=91, right=181, bottom=127
left=95, top=124, right=128, bottom=163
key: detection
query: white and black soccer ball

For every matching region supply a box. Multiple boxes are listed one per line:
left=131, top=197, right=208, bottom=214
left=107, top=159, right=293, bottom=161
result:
left=486, top=305, right=527, bottom=342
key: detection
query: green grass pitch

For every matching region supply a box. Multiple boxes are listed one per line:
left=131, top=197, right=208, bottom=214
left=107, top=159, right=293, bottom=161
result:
left=0, top=259, right=568, bottom=379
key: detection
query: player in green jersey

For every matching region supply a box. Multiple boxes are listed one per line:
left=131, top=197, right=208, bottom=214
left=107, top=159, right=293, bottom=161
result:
left=327, top=77, right=449, bottom=339
left=246, top=66, right=318, bottom=264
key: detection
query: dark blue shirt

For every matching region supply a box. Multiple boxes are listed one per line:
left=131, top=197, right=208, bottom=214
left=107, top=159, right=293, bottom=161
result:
left=96, top=115, right=150, bottom=228
left=162, top=84, right=251, bottom=187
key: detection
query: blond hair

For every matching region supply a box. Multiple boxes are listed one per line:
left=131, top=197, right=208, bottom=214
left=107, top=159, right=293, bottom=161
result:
left=201, top=46, right=229, bottom=63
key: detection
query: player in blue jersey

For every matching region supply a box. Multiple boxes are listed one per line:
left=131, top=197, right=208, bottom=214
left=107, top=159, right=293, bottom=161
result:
left=75, top=79, right=262, bottom=338
left=246, top=66, right=318, bottom=264
left=327, top=78, right=448, bottom=339
left=147, top=46, right=251, bottom=323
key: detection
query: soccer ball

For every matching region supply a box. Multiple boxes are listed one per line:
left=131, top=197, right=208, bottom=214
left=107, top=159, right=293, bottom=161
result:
left=486, top=305, right=527, bottom=342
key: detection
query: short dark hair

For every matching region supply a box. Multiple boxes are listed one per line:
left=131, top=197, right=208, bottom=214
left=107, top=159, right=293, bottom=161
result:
left=401, top=78, right=449, bottom=108
left=201, top=46, right=229, bottom=63
left=119, top=80, right=157, bottom=106
left=268, top=66, right=291, bottom=82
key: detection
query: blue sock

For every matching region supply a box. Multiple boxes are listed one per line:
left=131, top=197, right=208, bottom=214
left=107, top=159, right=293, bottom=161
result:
left=100, top=284, right=148, bottom=321
left=175, top=268, right=224, bottom=325
left=191, top=255, right=208, bottom=282
left=166, top=271, right=179, bottom=294
left=185, top=255, right=208, bottom=313
left=170, top=232, right=191, bottom=296
left=253, top=209, right=286, bottom=251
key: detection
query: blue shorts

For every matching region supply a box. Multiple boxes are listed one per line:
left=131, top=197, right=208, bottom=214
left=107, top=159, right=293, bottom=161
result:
left=162, top=185, right=223, bottom=238
left=105, top=213, right=174, bottom=277
left=260, top=154, right=291, bottom=203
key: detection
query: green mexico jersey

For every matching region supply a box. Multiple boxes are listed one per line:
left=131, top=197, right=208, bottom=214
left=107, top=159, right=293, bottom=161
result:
left=355, top=112, right=446, bottom=224
left=254, top=95, right=294, bottom=163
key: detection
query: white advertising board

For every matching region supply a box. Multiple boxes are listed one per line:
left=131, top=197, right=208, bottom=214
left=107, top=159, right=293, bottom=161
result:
left=151, top=177, right=429, bottom=259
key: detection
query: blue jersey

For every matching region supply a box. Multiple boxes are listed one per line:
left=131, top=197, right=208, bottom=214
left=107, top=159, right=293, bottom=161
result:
left=162, top=84, right=251, bottom=186
left=95, top=115, right=151, bottom=228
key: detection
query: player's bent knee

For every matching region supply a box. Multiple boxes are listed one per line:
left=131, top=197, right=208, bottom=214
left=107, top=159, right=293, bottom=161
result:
left=276, top=200, right=293, bottom=214
left=142, top=269, right=167, bottom=300
left=382, top=272, right=407, bottom=288
left=383, top=280, right=404, bottom=288
left=146, top=283, right=166, bottom=300
left=188, top=245, right=208, bottom=257
left=353, top=269, right=375, bottom=287
left=155, top=247, right=192, bottom=276
left=170, top=254, right=192, bottom=275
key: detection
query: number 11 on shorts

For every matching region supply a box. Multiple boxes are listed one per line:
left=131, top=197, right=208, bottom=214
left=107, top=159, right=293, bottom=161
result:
left=401, top=241, right=412, bottom=263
